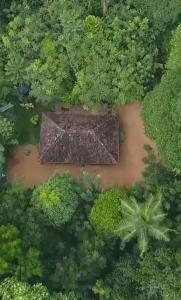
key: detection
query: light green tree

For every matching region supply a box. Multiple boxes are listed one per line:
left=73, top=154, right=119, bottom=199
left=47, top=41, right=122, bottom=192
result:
left=89, top=187, right=129, bottom=234
left=0, top=277, right=78, bottom=300
left=33, top=173, right=79, bottom=226
left=115, top=193, right=171, bottom=257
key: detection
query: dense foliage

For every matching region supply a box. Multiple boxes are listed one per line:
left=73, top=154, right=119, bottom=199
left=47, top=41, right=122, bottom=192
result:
left=1, top=0, right=160, bottom=108
left=0, top=157, right=180, bottom=299
left=0, top=277, right=78, bottom=300
left=142, top=25, right=181, bottom=171
left=0, top=0, right=180, bottom=299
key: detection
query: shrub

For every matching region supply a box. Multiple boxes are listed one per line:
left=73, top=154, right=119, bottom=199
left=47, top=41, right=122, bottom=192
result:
left=89, top=187, right=129, bottom=234
left=30, top=114, right=39, bottom=126
left=0, top=117, right=17, bottom=146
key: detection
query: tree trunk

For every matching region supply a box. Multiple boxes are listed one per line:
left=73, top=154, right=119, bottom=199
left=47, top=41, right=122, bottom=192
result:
left=101, top=0, right=107, bottom=17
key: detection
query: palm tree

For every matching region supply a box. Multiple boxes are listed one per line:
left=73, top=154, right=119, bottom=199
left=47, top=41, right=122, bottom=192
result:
left=115, top=193, right=171, bottom=257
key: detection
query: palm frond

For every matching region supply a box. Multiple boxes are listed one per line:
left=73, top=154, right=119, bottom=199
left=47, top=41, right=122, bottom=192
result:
left=122, top=229, right=136, bottom=242
left=129, top=196, right=140, bottom=213
left=121, top=200, right=135, bottom=215
left=149, top=192, right=163, bottom=216
left=115, top=222, right=134, bottom=234
left=149, top=225, right=170, bottom=241
left=144, top=194, right=155, bottom=218
left=138, top=230, right=148, bottom=258
left=151, top=213, right=167, bottom=222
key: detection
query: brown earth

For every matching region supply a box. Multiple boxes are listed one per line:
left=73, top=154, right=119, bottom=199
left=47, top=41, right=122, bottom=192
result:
left=7, top=103, right=157, bottom=188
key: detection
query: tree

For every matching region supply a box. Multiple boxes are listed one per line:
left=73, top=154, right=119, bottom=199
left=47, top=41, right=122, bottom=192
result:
left=50, top=229, right=107, bottom=294
left=1, top=0, right=82, bottom=106
left=142, top=144, right=172, bottom=186
left=89, top=187, right=129, bottom=234
left=32, top=173, right=79, bottom=226
left=0, top=224, right=21, bottom=276
left=0, top=277, right=78, bottom=300
left=17, top=248, right=43, bottom=281
left=142, top=25, right=181, bottom=171
left=0, top=223, right=43, bottom=280
left=0, top=182, right=44, bottom=248
left=131, top=0, right=181, bottom=33
left=163, top=178, right=181, bottom=240
left=115, top=193, right=171, bottom=257
left=71, top=7, right=159, bottom=107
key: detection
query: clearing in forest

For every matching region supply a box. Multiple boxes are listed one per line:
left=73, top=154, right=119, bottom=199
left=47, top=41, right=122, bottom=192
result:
left=7, top=103, right=157, bottom=188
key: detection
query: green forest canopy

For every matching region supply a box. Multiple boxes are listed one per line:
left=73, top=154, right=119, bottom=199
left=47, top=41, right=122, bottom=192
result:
left=0, top=1, right=180, bottom=299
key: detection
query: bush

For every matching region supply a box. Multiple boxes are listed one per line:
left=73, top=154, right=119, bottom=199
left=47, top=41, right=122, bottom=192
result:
left=0, top=117, right=17, bottom=146
left=89, top=187, right=129, bottom=234
left=33, top=173, right=79, bottom=226
left=30, top=114, right=39, bottom=126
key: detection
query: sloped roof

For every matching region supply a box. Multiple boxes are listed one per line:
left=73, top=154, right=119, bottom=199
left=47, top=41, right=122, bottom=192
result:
left=40, top=109, right=119, bottom=165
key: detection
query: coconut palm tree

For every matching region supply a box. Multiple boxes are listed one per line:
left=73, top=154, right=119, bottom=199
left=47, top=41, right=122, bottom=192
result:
left=115, top=193, right=171, bottom=257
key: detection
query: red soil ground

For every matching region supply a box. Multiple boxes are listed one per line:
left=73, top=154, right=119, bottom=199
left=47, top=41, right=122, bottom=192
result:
left=7, top=103, right=157, bottom=188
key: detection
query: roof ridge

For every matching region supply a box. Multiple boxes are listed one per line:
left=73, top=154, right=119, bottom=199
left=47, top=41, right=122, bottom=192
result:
left=41, top=115, right=65, bottom=160
left=90, top=128, right=117, bottom=164
left=44, top=113, right=65, bottom=130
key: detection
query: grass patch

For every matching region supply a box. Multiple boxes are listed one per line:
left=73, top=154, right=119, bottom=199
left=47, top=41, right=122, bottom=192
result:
left=14, top=105, right=41, bottom=145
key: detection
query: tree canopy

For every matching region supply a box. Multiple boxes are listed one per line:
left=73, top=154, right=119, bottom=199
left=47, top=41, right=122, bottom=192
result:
left=1, top=0, right=159, bottom=107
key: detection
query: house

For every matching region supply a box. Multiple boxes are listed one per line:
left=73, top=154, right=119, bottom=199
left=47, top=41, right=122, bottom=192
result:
left=40, top=106, right=119, bottom=165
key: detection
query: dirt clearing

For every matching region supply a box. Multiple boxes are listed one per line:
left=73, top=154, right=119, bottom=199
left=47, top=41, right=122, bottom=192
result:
left=7, top=103, right=157, bottom=188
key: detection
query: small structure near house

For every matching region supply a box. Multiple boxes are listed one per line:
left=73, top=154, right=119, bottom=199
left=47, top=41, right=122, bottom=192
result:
left=40, top=106, right=119, bottom=165
left=0, top=103, right=14, bottom=113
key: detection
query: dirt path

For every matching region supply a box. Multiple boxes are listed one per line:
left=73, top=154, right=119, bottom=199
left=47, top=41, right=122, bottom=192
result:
left=7, top=103, right=157, bottom=188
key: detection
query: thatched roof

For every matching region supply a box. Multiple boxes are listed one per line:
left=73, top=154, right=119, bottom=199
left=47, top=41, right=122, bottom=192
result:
left=40, top=107, right=119, bottom=165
